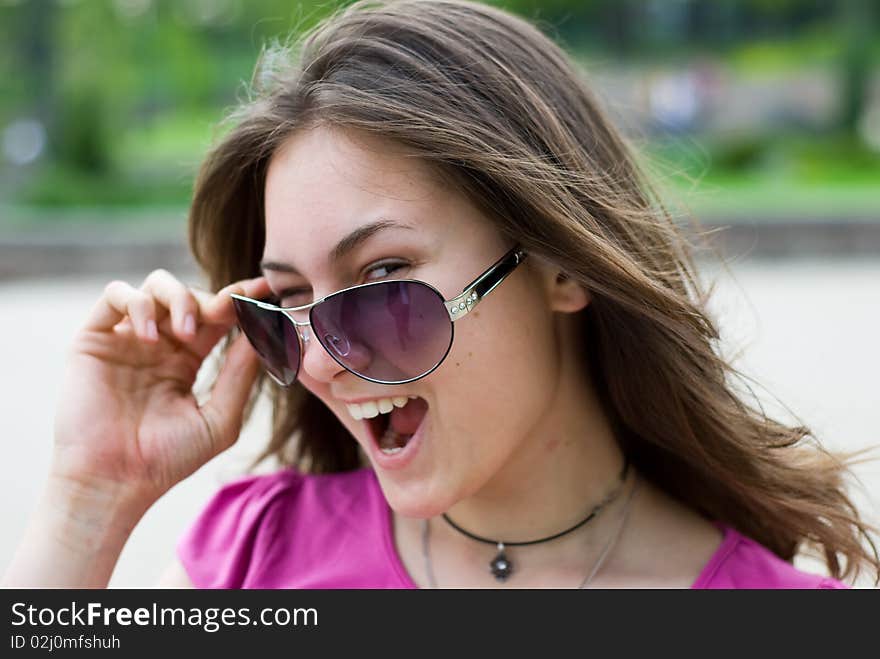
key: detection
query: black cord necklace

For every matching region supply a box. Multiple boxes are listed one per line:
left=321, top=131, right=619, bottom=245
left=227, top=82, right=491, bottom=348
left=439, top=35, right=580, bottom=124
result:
left=441, top=457, right=630, bottom=582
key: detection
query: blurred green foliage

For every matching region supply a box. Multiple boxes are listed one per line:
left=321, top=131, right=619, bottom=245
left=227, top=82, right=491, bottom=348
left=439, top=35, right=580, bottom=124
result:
left=0, top=0, right=877, bottom=217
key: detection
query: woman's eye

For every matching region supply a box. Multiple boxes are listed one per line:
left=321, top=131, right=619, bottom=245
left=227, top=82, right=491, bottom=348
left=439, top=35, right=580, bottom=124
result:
left=274, top=262, right=408, bottom=304
left=364, top=261, right=407, bottom=281
left=277, top=289, right=311, bottom=306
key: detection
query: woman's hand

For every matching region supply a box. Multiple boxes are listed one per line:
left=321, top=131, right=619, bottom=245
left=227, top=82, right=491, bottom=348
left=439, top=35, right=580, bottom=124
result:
left=2, top=270, right=272, bottom=588
left=52, top=269, right=272, bottom=506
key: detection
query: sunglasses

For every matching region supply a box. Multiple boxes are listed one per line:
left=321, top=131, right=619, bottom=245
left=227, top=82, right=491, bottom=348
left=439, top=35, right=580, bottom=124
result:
left=231, top=246, right=527, bottom=386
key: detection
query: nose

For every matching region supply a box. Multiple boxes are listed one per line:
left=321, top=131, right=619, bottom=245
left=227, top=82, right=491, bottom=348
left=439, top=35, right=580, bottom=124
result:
left=300, top=323, right=376, bottom=382
left=298, top=322, right=347, bottom=383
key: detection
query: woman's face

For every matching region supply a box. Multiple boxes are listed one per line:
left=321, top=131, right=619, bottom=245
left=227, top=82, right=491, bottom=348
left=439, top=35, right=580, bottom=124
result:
left=262, top=126, right=571, bottom=518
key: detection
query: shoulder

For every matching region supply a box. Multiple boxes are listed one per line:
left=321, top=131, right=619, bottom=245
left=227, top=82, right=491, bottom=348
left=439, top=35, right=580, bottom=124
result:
left=610, top=479, right=847, bottom=589
left=177, top=467, right=385, bottom=588
left=693, top=524, right=848, bottom=589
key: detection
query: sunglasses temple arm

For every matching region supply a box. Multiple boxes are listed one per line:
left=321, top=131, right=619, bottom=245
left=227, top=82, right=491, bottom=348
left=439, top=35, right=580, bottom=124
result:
left=445, top=248, right=527, bottom=321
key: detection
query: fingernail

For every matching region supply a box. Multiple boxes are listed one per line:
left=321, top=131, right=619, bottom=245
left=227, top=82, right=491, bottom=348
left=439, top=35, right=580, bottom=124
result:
left=146, top=319, right=159, bottom=341
left=184, top=314, right=196, bottom=336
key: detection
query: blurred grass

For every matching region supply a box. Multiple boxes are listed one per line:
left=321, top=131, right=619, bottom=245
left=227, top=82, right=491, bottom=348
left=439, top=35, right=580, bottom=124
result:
left=670, top=176, right=880, bottom=220
left=647, top=132, right=880, bottom=220
left=14, top=165, right=192, bottom=208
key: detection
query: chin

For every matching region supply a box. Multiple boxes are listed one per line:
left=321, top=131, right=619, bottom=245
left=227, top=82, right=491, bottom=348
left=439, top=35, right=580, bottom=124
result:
left=372, top=469, right=456, bottom=520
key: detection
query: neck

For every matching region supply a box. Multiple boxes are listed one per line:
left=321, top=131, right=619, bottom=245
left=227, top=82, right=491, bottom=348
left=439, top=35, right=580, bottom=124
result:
left=442, top=455, right=628, bottom=545
left=442, top=321, right=625, bottom=543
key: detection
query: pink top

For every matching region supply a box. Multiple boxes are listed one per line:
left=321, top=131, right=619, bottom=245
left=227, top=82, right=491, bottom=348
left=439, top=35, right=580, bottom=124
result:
left=177, top=467, right=847, bottom=589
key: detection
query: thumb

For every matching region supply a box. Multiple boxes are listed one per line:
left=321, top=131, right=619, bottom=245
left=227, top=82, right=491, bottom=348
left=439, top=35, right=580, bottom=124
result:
left=198, top=332, right=263, bottom=456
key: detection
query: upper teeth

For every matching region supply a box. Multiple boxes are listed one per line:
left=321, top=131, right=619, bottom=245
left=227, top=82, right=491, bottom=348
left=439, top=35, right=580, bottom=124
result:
left=346, top=395, right=417, bottom=420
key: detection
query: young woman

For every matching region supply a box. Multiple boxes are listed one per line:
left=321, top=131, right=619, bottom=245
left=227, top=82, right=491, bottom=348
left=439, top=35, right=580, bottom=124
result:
left=4, top=0, right=877, bottom=588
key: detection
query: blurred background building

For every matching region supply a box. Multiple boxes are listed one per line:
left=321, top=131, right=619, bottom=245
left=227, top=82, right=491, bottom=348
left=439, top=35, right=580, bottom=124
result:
left=1, top=0, right=878, bottom=586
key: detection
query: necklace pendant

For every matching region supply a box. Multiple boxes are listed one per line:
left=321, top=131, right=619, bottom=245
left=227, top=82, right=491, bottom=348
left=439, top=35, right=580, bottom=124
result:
left=490, top=542, right=514, bottom=582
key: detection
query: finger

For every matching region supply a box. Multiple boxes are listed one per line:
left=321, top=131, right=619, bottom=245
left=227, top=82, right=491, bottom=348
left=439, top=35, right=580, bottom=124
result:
left=113, top=316, right=134, bottom=334
left=201, top=276, right=273, bottom=325
left=86, top=280, right=160, bottom=341
left=188, top=285, right=216, bottom=308
left=176, top=318, right=231, bottom=364
left=197, top=332, right=263, bottom=456
left=139, top=269, right=203, bottom=343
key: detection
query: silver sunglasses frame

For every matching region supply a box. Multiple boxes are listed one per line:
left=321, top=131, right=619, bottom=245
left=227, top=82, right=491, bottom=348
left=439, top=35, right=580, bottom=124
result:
left=230, top=246, right=528, bottom=386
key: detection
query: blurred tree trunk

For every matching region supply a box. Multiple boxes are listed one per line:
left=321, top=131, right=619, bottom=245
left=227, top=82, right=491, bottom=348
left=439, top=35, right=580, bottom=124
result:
left=838, top=0, right=875, bottom=136
left=604, top=0, right=636, bottom=55
left=19, top=0, right=57, bottom=148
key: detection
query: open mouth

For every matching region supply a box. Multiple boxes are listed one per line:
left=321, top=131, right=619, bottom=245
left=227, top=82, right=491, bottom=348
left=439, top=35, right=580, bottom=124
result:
left=366, top=396, right=429, bottom=456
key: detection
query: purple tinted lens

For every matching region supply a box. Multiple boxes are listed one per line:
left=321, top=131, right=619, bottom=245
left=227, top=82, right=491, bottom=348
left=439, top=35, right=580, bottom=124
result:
left=232, top=298, right=300, bottom=386
left=310, top=281, right=453, bottom=383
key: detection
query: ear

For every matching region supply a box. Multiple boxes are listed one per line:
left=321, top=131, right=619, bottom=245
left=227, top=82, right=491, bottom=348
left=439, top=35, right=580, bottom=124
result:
left=551, top=270, right=591, bottom=313
left=539, top=264, right=591, bottom=313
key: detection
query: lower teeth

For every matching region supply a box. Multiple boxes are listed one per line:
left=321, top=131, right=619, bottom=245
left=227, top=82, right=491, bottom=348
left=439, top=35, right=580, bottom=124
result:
left=379, top=425, right=412, bottom=455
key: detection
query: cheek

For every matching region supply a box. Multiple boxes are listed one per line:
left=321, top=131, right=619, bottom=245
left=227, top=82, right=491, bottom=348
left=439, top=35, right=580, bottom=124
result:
left=295, top=376, right=342, bottom=424
left=296, top=372, right=324, bottom=398
left=445, top=266, right=556, bottom=381
left=437, top=298, right=560, bottom=427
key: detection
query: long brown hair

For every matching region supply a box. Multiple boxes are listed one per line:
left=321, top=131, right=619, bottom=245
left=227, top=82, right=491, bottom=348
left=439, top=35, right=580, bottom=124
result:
left=188, top=0, right=879, bottom=584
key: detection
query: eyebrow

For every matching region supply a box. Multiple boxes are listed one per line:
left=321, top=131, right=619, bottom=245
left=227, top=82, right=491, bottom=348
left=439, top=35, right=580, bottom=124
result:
left=260, top=219, right=413, bottom=275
